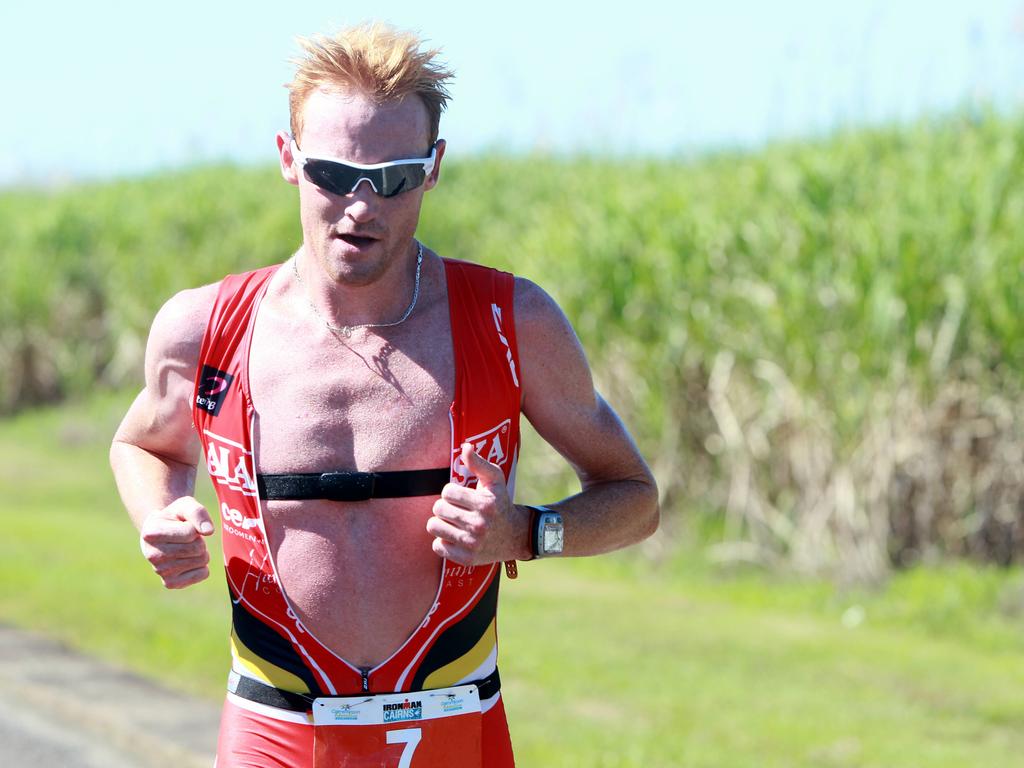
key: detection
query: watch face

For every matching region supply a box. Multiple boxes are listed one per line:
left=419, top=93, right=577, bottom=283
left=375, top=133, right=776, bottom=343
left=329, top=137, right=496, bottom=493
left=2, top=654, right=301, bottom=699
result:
left=542, top=523, right=564, bottom=554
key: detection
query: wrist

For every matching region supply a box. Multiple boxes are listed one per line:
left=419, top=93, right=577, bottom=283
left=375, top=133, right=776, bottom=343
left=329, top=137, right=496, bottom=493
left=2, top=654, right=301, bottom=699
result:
left=516, top=504, right=536, bottom=561
left=523, top=504, right=564, bottom=559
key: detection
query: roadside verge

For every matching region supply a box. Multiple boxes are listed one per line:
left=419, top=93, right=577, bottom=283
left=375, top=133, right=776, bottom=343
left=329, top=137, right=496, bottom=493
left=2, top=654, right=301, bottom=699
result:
left=0, top=623, right=220, bottom=768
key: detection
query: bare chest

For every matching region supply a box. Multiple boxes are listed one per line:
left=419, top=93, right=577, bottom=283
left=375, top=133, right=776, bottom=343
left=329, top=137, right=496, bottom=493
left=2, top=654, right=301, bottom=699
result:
left=247, top=315, right=455, bottom=473
left=229, top=267, right=461, bottom=665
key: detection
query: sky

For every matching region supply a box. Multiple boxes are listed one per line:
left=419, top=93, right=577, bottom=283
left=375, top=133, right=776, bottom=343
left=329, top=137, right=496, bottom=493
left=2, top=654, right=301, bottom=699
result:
left=2, top=0, right=1022, bottom=186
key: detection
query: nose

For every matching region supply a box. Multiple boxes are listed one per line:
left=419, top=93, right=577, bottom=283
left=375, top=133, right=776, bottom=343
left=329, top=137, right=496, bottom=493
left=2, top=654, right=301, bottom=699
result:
left=342, top=179, right=380, bottom=223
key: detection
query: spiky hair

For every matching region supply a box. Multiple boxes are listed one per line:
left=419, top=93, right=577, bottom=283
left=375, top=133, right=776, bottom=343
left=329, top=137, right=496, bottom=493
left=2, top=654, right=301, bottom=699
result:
left=287, top=22, right=454, bottom=146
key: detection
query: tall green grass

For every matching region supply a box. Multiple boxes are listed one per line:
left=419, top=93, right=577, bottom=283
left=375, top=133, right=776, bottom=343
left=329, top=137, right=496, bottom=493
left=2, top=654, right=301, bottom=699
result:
left=4, top=111, right=1024, bottom=577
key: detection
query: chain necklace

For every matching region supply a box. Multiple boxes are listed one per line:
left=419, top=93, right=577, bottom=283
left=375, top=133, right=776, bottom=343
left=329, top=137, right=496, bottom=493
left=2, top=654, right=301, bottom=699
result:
left=292, top=242, right=423, bottom=338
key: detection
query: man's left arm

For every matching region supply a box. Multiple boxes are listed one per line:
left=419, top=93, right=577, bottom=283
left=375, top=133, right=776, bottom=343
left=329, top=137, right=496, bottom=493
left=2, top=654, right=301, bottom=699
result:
left=428, top=277, right=659, bottom=564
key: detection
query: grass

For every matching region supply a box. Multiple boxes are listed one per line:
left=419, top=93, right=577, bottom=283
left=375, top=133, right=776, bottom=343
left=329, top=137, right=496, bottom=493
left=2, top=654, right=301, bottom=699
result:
left=5, top=393, right=1024, bottom=766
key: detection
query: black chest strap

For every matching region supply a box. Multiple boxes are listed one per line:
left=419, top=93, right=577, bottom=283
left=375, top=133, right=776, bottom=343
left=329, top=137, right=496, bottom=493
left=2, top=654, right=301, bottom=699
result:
left=256, top=467, right=450, bottom=503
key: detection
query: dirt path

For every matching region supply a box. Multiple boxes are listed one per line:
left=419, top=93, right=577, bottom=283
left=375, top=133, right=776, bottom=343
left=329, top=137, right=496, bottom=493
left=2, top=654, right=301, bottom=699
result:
left=0, top=623, right=220, bottom=768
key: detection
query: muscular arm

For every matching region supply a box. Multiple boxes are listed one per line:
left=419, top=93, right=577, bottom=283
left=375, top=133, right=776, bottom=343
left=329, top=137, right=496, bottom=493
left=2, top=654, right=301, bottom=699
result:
left=514, top=278, right=659, bottom=556
left=110, top=284, right=219, bottom=587
left=429, top=278, right=658, bottom=565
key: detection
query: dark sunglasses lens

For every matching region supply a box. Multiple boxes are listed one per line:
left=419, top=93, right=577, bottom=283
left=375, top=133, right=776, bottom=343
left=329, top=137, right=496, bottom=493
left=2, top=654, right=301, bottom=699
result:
left=304, top=159, right=428, bottom=197
left=304, top=160, right=363, bottom=195
left=378, top=165, right=427, bottom=197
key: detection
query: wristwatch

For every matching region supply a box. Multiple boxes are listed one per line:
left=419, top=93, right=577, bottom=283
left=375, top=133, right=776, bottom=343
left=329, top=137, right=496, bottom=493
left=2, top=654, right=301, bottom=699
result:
left=527, top=505, right=564, bottom=558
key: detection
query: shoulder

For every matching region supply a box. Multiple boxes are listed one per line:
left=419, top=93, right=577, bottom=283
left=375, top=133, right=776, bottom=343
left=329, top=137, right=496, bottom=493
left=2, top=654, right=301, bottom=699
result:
left=512, top=276, right=581, bottom=350
left=150, top=282, right=220, bottom=346
left=512, top=275, right=553, bottom=316
left=145, top=282, right=222, bottom=373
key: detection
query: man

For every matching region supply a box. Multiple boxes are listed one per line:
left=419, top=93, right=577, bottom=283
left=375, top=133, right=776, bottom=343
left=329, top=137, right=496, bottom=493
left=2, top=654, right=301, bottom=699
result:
left=111, top=22, right=658, bottom=768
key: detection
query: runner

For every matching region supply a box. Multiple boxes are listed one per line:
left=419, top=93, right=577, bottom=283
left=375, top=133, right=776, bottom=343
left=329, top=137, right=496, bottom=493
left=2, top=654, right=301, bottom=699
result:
left=110, top=21, right=659, bottom=767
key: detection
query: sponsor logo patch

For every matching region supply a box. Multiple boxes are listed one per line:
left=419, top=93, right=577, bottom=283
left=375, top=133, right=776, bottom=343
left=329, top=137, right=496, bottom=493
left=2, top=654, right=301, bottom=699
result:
left=383, top=699, right=423, bottom=723
left=196, top=365, right=234, bottom=416
left=220, top=501, right=260, bottom=542
left=452, top=420, right=511, bottom=486
left=205, top=431, right=257, bottom=497
left=441, top=694, right=466, bottom=713
left=331, top=704, right=359, bottom=722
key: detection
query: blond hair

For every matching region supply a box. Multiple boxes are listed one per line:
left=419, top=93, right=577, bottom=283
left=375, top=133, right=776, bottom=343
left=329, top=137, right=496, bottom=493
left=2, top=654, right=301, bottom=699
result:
left=287, top=23, right=454, bottom=147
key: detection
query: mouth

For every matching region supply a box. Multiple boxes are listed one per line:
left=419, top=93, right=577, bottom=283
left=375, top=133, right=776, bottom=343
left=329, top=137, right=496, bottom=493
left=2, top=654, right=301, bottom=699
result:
left=335, top=232, right=380, bottom=249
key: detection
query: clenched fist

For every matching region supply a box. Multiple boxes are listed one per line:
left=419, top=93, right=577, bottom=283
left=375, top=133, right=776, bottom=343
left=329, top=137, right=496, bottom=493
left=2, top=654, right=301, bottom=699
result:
left=139, top=496, right=215, bottom=589
left=426, top=442, right=530, bottom=566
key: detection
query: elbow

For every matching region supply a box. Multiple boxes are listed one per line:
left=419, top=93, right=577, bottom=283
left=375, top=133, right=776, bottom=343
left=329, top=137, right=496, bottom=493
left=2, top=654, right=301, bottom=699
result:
left=641, top=476, right=660, bottom=541
left=643, top=502, right=660, bottom=542
left=109, top=435, right=132, bottom=473
left=630, top=468, right=660, bottom=542
left=109, top=437, right=122, bottom=472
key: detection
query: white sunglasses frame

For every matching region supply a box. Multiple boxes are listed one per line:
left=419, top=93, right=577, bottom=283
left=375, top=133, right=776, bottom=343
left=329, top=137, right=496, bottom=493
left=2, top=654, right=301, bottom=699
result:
left=289, top=138, right=438, bottom=196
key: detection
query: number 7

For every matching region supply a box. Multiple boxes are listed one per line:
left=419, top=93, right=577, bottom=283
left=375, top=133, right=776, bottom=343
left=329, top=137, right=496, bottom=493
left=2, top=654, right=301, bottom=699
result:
left=387, top=727, right=422, bottom=768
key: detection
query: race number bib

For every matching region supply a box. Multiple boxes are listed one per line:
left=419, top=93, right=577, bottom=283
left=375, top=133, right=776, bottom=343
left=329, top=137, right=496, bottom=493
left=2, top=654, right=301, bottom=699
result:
left=313, top=684, right=482, bottom=768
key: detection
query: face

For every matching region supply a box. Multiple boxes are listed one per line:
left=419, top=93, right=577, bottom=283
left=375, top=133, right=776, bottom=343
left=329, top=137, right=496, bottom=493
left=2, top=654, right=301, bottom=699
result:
left=277, top=87, right=445, bottom=287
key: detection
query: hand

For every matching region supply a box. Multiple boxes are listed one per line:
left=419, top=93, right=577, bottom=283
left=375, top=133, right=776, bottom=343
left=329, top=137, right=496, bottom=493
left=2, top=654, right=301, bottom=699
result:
left=139, top=497, right=215, bottom=589
left=427, top=443, right=529, bottom=566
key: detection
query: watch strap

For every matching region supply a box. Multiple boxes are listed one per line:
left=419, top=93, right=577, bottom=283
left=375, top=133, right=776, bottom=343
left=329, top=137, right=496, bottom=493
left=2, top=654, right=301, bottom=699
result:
left=526, top=505, right=555, bottom=559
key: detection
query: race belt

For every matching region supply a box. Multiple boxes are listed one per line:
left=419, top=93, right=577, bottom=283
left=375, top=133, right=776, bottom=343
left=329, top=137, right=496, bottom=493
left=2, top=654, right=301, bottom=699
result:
left=228, top=668, right=501, bottom=713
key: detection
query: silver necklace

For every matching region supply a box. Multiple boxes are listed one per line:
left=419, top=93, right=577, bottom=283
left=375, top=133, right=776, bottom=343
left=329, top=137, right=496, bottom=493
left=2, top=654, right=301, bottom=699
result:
left=292, top=242, right=423, bottom=338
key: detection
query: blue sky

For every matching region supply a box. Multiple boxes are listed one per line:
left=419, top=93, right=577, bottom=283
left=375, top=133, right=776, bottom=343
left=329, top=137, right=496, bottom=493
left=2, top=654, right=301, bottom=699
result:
left=1, top=1, right=1022, bottom=185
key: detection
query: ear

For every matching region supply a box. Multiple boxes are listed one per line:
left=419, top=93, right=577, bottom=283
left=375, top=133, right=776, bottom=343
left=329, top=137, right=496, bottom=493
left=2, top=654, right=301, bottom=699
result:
left=423, top=139, right=446, bottom=192
left=277, top=130, right=300, bottom=187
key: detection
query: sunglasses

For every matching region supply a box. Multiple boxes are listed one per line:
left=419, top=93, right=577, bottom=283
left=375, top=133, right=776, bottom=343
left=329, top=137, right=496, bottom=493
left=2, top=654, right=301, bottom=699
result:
left=290, top=139, right=437, bottom=198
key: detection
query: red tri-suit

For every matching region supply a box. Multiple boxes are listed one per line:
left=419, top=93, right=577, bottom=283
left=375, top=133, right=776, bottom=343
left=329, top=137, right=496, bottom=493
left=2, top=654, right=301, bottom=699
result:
left=192, top=258, right=522, bottom=767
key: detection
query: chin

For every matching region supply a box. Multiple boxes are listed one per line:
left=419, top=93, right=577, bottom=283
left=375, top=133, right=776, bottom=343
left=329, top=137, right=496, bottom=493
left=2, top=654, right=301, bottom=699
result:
left=323, top=243, right=390, bottom=286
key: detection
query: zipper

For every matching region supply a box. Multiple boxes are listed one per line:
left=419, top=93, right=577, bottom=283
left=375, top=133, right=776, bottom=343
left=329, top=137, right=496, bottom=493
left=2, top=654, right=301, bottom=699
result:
left=360, top=667, right=370, bottom=693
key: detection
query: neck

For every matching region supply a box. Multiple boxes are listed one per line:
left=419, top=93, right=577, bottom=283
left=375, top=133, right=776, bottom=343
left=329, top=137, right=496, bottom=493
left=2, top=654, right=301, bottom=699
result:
left=293, top=241, right=424, bottom=334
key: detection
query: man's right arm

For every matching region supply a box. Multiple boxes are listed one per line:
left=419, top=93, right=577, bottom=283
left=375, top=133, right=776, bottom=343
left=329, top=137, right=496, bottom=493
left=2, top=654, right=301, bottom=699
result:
left=110, top=284, right=219, bottom=589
